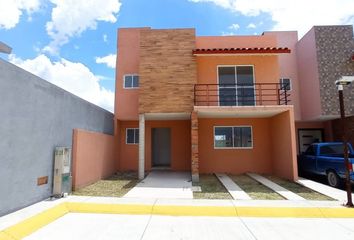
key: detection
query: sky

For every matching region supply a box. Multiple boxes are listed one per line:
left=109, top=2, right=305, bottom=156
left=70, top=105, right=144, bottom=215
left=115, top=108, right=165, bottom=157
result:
left=0, top=0, right=353, bottom=112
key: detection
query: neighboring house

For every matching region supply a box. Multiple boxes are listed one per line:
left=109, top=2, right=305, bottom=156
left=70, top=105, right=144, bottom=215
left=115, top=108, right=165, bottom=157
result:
left=295, top=26, right=354, bottom=152
left=114, top=25, right=353, bottom=182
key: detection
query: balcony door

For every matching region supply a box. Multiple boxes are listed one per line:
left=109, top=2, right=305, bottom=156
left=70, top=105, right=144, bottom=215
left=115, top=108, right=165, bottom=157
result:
left=218, top=66, right=255, bottom=106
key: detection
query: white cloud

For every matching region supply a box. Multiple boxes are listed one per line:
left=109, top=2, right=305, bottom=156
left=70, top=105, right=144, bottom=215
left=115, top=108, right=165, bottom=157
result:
left=9, top=54, right=114, bottom=112
left=247, top=23, right=256, bottom=29
left=103, top=34, right=108, bottom=42
left=221, top=31, right=236, bottom=36
left=0, top=0, right=41, bottom=29
left=44, top=0, right=122, bottom=55
left=95, top=54, right=116, bottom=69
left=228, top=23, right=240, bottom=30
left=189, top=0, right=354, bottom=36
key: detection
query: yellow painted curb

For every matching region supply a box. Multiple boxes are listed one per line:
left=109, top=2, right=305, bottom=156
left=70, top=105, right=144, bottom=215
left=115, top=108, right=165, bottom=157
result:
left=1, top=203, right=68, bottom=240
left=66, top=202, right=153, bottom=215
left=153, top=205, right=237, bottom=216
left=2, top=202, right=354, bottom=240
left=0, top=231, right=15, bottom=240
left=319, top=208, right=354, bottom=218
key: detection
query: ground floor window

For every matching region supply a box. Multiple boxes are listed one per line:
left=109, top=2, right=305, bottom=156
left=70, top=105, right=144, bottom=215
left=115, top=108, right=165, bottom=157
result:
left=126, top=128, right=139, bottom=144
left=214, top=126, right=252, bottom=148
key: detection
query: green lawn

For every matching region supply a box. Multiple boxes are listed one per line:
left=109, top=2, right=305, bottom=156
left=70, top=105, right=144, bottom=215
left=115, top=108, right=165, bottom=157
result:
left=231, top=175, right=284, bottom=200
left=266, top=175, right=334, bottom=201
left=193, top=174, right=232, bottom=199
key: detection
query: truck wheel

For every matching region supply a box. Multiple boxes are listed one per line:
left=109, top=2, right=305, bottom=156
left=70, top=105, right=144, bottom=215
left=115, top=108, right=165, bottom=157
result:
left=327, top=171, right=340, bottom=188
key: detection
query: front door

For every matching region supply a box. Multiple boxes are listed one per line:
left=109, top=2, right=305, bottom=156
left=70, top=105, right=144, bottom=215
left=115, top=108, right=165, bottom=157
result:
left=152, top=128, right=171, bottom=167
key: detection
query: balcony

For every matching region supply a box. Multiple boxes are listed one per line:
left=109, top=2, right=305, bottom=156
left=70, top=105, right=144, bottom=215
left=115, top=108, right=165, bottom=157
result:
left=194, top=83, right=290, bottom=106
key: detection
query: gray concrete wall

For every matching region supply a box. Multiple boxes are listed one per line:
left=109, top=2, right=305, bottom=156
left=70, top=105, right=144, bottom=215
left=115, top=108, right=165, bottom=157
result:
left=0, top=58, right=114, bottom=216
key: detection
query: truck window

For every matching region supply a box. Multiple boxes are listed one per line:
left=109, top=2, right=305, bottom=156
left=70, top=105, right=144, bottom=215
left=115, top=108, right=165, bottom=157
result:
left=319, top=144, right=345, bottom=155
left=305, top=145, right=316, bottom=155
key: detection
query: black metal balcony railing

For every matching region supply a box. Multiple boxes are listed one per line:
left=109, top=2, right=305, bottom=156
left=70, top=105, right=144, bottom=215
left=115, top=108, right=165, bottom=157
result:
left=194, top=83, right=290, bottom=106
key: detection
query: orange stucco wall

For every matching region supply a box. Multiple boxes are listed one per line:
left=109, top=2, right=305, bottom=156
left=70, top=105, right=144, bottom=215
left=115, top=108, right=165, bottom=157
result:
left=270, top=109, right=298, bottom=180
left=115, top=28, right=150, bottom=121
left=196, top=55, right=279, bottom=86
left=196, top=35, right=277, bottom=49
left=198, top=118, right=273, bottom=174
left=118, top=120, right=191, bottom=172
left=196, top=35, right=280, bottom=87
left=118, top=121, right=139, bottom=171
left=72, top=129, right=116, bottom=189
left=264, top=31, right=302, bottom=120
left=198, top=109, right=297, bottom=180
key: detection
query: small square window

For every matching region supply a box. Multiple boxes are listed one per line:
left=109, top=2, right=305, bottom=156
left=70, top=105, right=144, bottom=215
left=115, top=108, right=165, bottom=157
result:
left=126, top=128, right=139, bottom=144
left=280, top=78, right=291, bottom=91
left=124, top=75, right=139, bottom=88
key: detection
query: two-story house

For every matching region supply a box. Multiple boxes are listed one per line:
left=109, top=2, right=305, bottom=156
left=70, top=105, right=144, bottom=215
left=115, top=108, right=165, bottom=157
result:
left=114, top=25, right=353, bottom=183
left=114, top=27, right=301, bottom=182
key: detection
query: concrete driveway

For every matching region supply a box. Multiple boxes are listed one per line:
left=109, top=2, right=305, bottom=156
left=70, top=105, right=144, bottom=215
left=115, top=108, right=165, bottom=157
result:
left=123, top=171, right=193, bottom=199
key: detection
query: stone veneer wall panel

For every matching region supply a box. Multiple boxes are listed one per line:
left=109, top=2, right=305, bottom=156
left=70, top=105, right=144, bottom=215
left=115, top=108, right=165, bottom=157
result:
left=139, top=29, right=197, bottom=113
left=315, top=25, right=354, bottom=116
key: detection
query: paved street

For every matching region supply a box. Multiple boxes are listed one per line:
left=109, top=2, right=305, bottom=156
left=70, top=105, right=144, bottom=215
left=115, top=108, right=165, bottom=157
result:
left=24, top=213, right=354, bottom=240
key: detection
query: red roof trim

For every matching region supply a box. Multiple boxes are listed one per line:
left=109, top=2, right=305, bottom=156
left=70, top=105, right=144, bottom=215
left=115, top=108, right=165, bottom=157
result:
left=351, top=54, right=354, bottom=61
left=192, top=47, right=291, bottom=55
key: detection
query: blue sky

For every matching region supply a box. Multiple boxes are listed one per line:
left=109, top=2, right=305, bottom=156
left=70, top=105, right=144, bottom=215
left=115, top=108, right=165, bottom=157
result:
left=0, top=0, right=353, bottom=112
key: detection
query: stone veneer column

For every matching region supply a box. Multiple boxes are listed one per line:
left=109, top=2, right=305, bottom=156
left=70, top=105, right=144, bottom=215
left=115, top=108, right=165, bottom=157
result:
left=138, top=114, right=145, bottom=180
left=191, top=111, right=199, bottom=182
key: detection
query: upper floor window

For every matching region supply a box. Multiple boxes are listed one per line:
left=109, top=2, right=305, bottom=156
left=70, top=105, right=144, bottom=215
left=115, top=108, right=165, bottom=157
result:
left=218, top=66, right=255, bottom=106
left=124, top=74, right=139, bottom=89
left=280, top=78, right=291, bottom=91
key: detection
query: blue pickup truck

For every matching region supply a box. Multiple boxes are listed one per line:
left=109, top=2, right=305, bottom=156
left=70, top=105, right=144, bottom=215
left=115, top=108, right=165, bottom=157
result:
left=298, top=142, right=354, bottom=188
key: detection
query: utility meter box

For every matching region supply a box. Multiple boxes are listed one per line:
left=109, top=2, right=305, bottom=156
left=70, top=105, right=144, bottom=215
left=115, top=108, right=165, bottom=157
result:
left=53, top=147, right=72, bottom=197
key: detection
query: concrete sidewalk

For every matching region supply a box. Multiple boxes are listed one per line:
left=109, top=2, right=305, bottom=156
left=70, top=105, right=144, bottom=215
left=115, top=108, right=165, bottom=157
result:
left=1, top=196, right=354, bottom=240
left=123, top=171, right=193, bottom=199
left=23, top=213, right=354, bottom=240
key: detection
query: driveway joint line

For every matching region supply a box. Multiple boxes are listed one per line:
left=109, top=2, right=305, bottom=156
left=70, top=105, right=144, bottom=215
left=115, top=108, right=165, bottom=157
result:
left=231, top=199, right=258, bottom=240
left=139, top=199, right=157, bottom=240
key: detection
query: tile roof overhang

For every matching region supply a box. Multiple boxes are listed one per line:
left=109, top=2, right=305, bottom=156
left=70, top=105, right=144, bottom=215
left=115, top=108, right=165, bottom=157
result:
left=192, top=47, right=291, bottom=55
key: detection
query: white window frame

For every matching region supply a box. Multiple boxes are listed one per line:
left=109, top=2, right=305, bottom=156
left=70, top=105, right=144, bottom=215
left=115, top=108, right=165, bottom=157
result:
left=123, top=74, right=139, bottom=89
left=213, top=125, right=253, bottom=149
left=279, top=78, right=292, bottom=91
left=126, top=128, right=139, bottom=144
left=217, top=65, right=256, bottom=106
